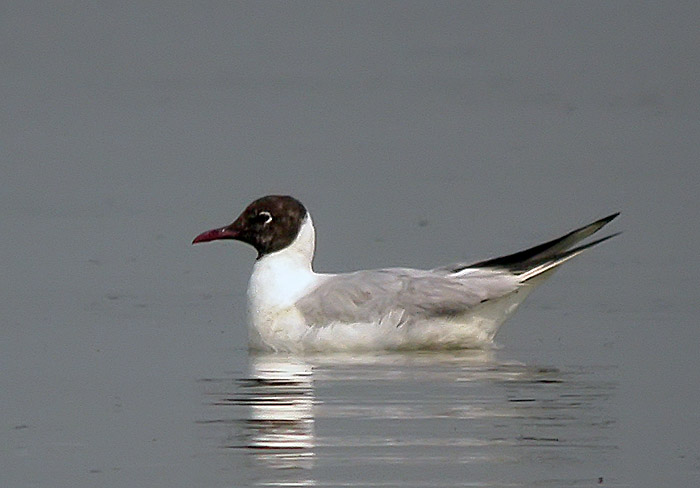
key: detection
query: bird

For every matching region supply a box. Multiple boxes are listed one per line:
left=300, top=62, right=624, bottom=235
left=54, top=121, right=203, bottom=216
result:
left=192, top=195, right=619, bottom=352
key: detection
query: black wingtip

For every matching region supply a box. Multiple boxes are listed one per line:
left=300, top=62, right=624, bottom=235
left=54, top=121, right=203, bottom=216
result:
left=518, top=230, right=622, bottom=281
left=598, top=212, right=620, bottom=224
left=460, top=212, right=621, bottom=272
left=571, top=230, right=622, bottom=252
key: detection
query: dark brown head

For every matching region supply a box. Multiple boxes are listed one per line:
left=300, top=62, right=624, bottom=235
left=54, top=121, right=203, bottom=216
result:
left=192, top=195, right=307, bottom=259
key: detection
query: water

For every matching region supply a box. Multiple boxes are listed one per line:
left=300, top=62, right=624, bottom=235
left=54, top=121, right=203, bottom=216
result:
left=2, top=2, right=699, bottom=487
left=200, top=351, right=617, bottom=487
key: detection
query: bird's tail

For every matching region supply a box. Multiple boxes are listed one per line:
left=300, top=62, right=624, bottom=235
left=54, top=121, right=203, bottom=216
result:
left=464, top=212, right=620, bottom=281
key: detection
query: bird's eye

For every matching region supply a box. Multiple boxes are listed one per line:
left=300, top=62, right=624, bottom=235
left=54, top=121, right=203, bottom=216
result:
left=255, top=211, right=273, bottom=225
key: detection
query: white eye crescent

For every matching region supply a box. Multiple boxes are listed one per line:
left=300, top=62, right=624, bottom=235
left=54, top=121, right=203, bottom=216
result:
left=259, top=211, right=273, bottom=225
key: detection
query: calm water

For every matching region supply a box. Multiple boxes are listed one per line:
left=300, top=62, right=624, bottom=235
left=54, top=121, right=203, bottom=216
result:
left=199, top=350, right=618, bottom=487
left=3, top=2, right=699, bottom=487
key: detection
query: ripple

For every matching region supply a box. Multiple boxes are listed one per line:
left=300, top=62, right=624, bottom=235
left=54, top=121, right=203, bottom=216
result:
left=198, top=351, right=617, bottom=486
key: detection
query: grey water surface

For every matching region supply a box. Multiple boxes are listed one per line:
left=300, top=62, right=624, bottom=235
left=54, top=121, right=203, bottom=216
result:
left=2, top=2, right=699, bottom=487
left=199, top=351, right=618, bottom=487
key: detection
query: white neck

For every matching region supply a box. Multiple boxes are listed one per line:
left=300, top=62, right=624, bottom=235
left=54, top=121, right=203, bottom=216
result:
left=274, top=213, right=316, bottom=269
left=247, top=214, right=320, bottom=314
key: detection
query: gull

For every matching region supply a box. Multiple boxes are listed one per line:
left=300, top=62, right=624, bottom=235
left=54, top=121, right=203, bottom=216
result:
left=193, top=195, right=619, bottom=352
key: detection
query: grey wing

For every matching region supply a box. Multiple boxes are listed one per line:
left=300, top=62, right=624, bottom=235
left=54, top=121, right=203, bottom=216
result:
left=396, top=269, right=520, bottom=319
left=296, top=268, right=520, bottom=327
left=296, top=270, right=405, bottom=327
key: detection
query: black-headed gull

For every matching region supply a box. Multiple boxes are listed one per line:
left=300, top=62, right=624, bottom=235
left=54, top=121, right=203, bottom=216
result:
left=193, top=195, right=619, bottom=352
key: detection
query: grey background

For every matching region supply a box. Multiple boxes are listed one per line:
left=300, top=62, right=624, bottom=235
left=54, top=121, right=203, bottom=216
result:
left=2, top=2, right=699, bottom=487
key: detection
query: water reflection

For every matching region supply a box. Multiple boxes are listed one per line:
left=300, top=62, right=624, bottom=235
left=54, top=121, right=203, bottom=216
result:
left=199, top=350, right=617, bottom=487
left=200, top=355, right=315, bottom=470
left=243, top=356, right=315, bottom=469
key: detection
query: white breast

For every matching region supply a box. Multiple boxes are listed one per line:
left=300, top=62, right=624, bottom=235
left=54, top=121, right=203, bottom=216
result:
left=246, top=215, right=325, bottom=350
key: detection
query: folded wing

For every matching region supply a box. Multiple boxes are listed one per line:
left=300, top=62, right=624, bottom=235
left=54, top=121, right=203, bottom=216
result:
left=296, top=267, right=520, bottom=327
left=297, top=213, right=619, bottom=328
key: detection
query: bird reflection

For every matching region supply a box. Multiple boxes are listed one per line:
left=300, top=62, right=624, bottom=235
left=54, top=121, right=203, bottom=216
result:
left=243, top=355, right=315, bottom=469
left=200, top=349, right=616, bottom=487
left=200, top=354, right=316, bottom=470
